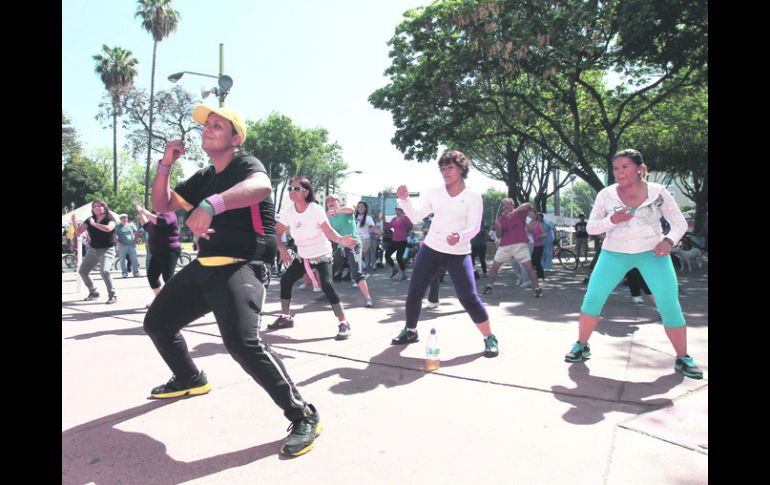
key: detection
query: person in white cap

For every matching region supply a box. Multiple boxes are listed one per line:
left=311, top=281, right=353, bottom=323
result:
left=143, top=105, right=322, bottom=457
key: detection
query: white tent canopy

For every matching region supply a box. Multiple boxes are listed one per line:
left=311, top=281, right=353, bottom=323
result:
left=62, top=203, right=120, bottom=225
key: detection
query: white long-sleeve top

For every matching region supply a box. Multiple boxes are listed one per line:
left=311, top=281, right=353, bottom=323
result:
left=587, top=182, right=688, bottom=254
left=397, top=185, right=483, bottom=255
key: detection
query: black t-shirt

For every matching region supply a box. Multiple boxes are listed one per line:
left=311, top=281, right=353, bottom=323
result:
left=85, top=214, right=116, bottom=248
left=574, top=220, right=588, bottom=239
left=471, top=221, right=489, bottom=246
left=173, top=153, right=276, bottom=261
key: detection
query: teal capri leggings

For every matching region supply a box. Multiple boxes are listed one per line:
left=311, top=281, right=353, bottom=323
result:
left=581, top=249, right=686, bottom=328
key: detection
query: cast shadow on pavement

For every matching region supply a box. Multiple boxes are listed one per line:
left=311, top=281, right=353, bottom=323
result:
left=550, top=362, right=684, bottom=426
left=295, top=345, right=483, bottom=395
left=64, top=320, right=216, bottom=341
left=62, top=400, right=282, bottom=485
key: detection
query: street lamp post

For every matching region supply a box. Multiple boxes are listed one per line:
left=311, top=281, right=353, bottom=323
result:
left=168, top=43, right=232, bottom=107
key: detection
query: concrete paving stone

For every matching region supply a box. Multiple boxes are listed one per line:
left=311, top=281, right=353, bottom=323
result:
left=606, top=427, right=708, bottom=485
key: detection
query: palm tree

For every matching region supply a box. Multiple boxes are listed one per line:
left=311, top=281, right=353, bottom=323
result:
left=92, top=45, right=139, bottom=195
left=135, top=0, right=180, bottom=206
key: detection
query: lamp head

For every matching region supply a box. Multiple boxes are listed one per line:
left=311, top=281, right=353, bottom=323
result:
left=168, top=72, right=184, bottom=83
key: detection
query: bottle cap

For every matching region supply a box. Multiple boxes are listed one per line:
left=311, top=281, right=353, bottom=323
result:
left=430, top=328, right=436, bottom=335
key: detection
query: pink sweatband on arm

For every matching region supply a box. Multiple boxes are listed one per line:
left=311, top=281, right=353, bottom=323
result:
left=205, top=194, right=226, bottom=215
left=157, top=162, right=172, bottom=176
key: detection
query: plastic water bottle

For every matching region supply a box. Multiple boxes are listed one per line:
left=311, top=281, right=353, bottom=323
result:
left=425, top=328, right=440, bottom=371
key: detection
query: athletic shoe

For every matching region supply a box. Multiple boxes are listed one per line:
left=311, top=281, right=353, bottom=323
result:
left=390, top=269, right=399, bottom=279
left=281, top=404, right=322, bottom=457
left=314, top=293, right=329, bottom=302
left=106, top=295, right=117, bottom=304
left=391, top=327, right=419, bottom=345
left=298, top=283, right=308, bottom=290
left=675, top=355, right=703, bottom=379
left=631, top=296, right=644, bottom=305
left=313, top=287, right=322, bottom=293
left=535, top=288, right=543, bottom=298
left=150, top=370, right=211, bottom=399
left=520, top=280, right=532, bottom=289
left=335, top=322, right=352, bottom=340
left=352, top=281, right=359, bottom=287
left=484, top=334, right=499, bottom=357
left=268, top=315, right=295, bottom=330
left=84, top=291, right=100, bottom=301
left=482, top=285, right=493, bottom=295
left=364, top=298, right=374, bottom=308
left=425, top=301, right=439, bottom=310
left=564, top=341, right=591, bottom=362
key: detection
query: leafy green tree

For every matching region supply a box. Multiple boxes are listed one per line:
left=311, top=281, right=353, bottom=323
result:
left=369, top=0, right=707, bottom=195
left=62, top=112, right=82, bottom=167
left=243, top=113, right=301, bottom=204
left=110, top=86, right=206, bottom=167
left=93, top=45, right=139, bottom=194
left=135, top=0, right=181, bottom=207
left=481, top=187, right=506, bottom=224
left=561, top=180, right=597, bottom=220
left=622, top=85, right=707, bottom=232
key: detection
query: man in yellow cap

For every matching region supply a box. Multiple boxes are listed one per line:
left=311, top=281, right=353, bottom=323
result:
left=143, top=105, right=322, bottom=457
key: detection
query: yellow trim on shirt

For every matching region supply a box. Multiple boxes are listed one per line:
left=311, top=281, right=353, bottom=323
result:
left=172, top=191, right=194, bottom=211
left=197, top=256, right=247, bottom=266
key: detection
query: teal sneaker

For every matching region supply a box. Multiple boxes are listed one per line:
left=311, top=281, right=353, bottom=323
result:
left=484, top=334, right=499, bottom=358
left=675, top=355, right=703, bottom=379
left=565, top=341, right=591, bottom=362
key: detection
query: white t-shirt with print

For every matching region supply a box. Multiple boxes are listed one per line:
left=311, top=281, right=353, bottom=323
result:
left=277, top=203, right=332, bottom=259
left=355, top=214, right=375, bottom=240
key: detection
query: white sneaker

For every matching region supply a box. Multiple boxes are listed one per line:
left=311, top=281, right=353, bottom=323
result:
left=631, top=296, right=644, bottom=305
left=298, top=283, right=308, bottom=290
left=425, top=301, right=439, bottom=309
left=313, top=287, right=322, bottom=293
left=520, top=280, right=532, bottom=289
left=336, top=321, right=352, bottom=340
left=352, top=281, right=359, bottom=287
left=364, top=298, right=374, bottom=308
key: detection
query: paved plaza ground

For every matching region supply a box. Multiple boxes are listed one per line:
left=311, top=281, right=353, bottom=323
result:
left=62, top=257, right=708, bottom=485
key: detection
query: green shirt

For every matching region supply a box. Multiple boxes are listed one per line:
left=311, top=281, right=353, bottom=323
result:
left=329, top=211, right=360, bottom=241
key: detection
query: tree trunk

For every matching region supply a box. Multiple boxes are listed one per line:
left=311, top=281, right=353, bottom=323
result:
left=112, top=109, right=118, bottom=195
left=144, top=41, right=158, bottom=208
left=693, top=165, right=708, bottom=234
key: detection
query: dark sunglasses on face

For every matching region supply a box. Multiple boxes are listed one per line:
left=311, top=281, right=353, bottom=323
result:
left=289, top=186, right=305, bottom=192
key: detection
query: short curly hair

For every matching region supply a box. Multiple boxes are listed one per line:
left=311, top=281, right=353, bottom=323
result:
left=437, top=150, right=470, bottom=179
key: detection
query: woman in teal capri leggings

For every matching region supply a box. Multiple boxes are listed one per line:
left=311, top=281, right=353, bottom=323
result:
left=564, top=149, right=703, bottom=379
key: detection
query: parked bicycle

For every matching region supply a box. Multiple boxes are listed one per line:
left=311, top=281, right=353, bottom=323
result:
left=553, top=236, right=579, bottom=271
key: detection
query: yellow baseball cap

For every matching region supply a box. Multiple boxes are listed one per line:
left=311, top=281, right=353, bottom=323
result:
left=192, top=105, right=247, bottom=140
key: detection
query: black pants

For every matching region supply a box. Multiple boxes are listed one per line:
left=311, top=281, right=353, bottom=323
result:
left=470, top=245, right=487, bottom=275
left=531, top=246, right=545, bottom=279
left=626, top=268, right=651, bottom=297
left=427, top=266, right=446, bottom=303
left=280, top=257, right=340, bottom=304
left=144, top=260, right=307, bottom=422
left=147, top=248, right=180, bottom=289
left=385, top=240, right=408, bottom=271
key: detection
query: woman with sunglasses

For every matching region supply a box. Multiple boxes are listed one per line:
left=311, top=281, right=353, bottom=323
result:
left=71, top=199, right=118, bottom=304
left=390, top=150, right=499, bottom=358
left=272, top=177, right=357, bottom=340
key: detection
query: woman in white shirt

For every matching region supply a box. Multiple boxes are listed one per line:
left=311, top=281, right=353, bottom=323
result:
left=564, top=149, right=702, bottom=379
left=355, top=201, right=381, bottom=271
left=272, top=177, right=357, bottom=340
left=390, top=150, right=499, bottom=358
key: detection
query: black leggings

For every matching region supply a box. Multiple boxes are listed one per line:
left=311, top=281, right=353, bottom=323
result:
left=627, top=268, right=652, bottom=297
left=147, top=249, right=180, bottom=289
left=280, top=258, right=341, bottom=305
left=471, top=244, right=487, bottom=274
left=385, top=240, right=408, bottom=271
left=531, top=246, right=545, bottom=279
left=143, top=261, right=308, bottom=422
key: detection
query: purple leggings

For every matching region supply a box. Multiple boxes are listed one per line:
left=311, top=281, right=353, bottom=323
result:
left=405, top=245, right=489, bottom=328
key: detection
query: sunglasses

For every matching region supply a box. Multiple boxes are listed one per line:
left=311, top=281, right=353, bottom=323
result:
left=289, top=186, right=306, bottom=192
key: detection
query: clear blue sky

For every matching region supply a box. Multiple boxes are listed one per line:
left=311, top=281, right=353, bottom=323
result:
left=62, top=0, right=507, bottom=200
